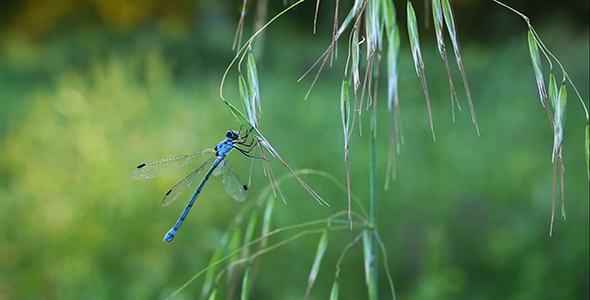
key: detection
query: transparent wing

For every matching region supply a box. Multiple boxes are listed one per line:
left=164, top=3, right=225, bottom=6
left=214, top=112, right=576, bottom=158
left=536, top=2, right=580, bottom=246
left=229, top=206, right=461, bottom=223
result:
left=220, top=160, right=248, bottom=202
left=132, top=149, right=215, bottom=180
left=161, top=156, right=216, bottom=207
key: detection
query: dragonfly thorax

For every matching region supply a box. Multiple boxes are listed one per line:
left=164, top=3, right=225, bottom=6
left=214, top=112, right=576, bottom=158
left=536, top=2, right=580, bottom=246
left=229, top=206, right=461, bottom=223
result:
left=215, top=131, right=238, bottom=157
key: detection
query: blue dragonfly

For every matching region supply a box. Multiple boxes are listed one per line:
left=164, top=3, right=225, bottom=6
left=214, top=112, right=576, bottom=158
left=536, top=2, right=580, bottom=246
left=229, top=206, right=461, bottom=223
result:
left=132, top=130, right=256, bottom=242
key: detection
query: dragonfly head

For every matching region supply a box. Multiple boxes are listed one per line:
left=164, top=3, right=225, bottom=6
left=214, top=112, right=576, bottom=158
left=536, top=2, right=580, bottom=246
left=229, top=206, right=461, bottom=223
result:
left=226, top=130, right=240, bottom=140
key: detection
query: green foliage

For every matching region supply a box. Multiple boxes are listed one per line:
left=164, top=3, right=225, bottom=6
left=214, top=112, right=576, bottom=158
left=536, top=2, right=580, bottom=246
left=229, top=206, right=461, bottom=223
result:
left=0, top=1, right=588, bottom=300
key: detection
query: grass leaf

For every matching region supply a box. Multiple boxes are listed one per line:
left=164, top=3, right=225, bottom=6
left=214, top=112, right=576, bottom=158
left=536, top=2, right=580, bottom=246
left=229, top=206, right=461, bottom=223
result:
left=206, top=288, right=218, bottom=300
left=442, top=0, right=479, bottom=134
left=340, top=77, right=353, bottom=222
left=384, top=0, right=402, bottom=188
left=305, top=230, right=329, bottom=300
left=553, top=82, right=567, bottom=162
left=432, top=0, right=461, bottom=121
left=329, top=280, right=339, bottom=300
left=528, top=30, right=547, bottom=107
left=201, top=247, right=224, bottom=299
left=240, top=266, right=252, bottom=300
left=548, top=72, right=558, bottom=110
left=228, top=227, right=242, bottom=283
left=407, top=1, right=436, bottom=140
left=243, top=211, right=259, bottom=252
left=246, top=52, right=261, bottom=126
left=586, top=123, right=589, bottom=180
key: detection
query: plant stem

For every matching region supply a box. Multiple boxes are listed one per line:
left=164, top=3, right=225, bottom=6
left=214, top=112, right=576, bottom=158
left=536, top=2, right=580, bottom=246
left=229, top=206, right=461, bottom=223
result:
left=368, top=110, right=379, bottom=299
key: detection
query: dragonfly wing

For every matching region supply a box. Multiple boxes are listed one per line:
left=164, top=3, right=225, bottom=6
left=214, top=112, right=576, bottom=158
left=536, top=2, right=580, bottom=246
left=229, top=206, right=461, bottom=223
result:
left=132, top=149, right=215, bottom=180
left=161, top=156, right=216, bottom=207
left=220, top=160, right=247, bottom=202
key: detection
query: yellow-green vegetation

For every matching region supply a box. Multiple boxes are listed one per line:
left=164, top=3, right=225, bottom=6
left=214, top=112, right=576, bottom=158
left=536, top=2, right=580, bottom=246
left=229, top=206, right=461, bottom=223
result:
left=0, top=1, right=588, bottom=299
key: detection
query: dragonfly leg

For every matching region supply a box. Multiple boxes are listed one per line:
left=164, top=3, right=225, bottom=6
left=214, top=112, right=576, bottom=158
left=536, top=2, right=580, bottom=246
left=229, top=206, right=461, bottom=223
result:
left=237, top=125, right=254, bottom=140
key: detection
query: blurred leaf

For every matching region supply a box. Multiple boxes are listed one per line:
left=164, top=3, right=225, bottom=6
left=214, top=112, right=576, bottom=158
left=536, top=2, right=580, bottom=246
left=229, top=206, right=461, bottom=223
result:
left=329, top=279, right=340, bottom=300
left=201, top=247, right=224, bottom=299
left=262, top=196, right=275, bottom=237
left=384, top=0, right=402, bottom=187
left=305, top=230, right=329, bottom=299
left=243, top=211, right=259, bottom=250
left=207, top=288, right=218, bottom=300
left=240, top=266, right=252, bottom=300
left=586, top=123, right=590, bottom=180
left=228, top=227, right=242, bottom=284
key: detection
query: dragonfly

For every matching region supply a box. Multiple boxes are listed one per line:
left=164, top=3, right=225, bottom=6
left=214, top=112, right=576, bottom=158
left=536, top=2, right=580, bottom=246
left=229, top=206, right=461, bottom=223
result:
left=132, top=129, right=256, bottom=242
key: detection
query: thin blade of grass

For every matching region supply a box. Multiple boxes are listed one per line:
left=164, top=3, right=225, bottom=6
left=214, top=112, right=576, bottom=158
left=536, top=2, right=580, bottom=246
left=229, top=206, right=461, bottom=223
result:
left=352, top=30, right=361, bottom=94
left=555, top=82, right=567, bottom=221
left=528, top=30, right=547, bottom=107
left=240, top=265, right=252, bottom=300
left=552, top=82, right=567, bottom=162
left=341, top=78, right=351, bottom=135
left=586, top=123, right=589, bottom=180
left=300, top=0, right=366, bottom=100
left=200, top=247, right=224, bottom=300
left=329, top=230, right=364, bottom=299
left=305, top=230, right=329, bottom=300
left=366, top=0, right=382, bottom=53
left=243, top=211, right=259, bottom=255
left=407, top=1, right=436, bottom=140
left=251, top=0, right=268, bottom=58
left=432, top=0, right=444, bottom=54
left=384, top=0, right=399, bottom=112
left=246, top=52, right=262, bottom=126
left=432, top=0, right=461, bottom=121
left=341, top=77, right=353, bottom=223
left=548, top=72, right=557, bottom=110
left=261, top=196, right=275, bottom=237
left=238, top=75, right=252, bottom=117
left=337, top=0, right=365, bottom=37
left=206, top=288, right=218, bottom=300
left=233, top=0, right=248, bottom=51
left=549, top=81, right=568, bottom=237
left=384, top=0, right=402, bottom=188
left=329, top=280, right=339, bottom=300
left=228, top=227, right=242, bottom=285
left=441, top=0, right=479, bottom=135
left=314, top=0, right=321, bottom=34
left=375, top=232, right=397, bottom=299
left=221, top=0, right=305, bottom=100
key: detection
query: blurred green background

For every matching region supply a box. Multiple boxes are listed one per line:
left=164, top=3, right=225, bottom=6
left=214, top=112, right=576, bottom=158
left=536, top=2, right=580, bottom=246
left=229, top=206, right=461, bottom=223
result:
left=0, top=0, right=588, bottom=299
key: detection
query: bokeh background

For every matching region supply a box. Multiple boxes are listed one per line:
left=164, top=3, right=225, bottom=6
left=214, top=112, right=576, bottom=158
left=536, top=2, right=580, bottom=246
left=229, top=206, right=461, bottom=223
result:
left=0, top=0, right=588, bottom=299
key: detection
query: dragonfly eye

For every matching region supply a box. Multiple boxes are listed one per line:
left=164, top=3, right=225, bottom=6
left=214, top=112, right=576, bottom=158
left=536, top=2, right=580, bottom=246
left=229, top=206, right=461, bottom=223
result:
left=226, top=130, right=239, bottom=140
